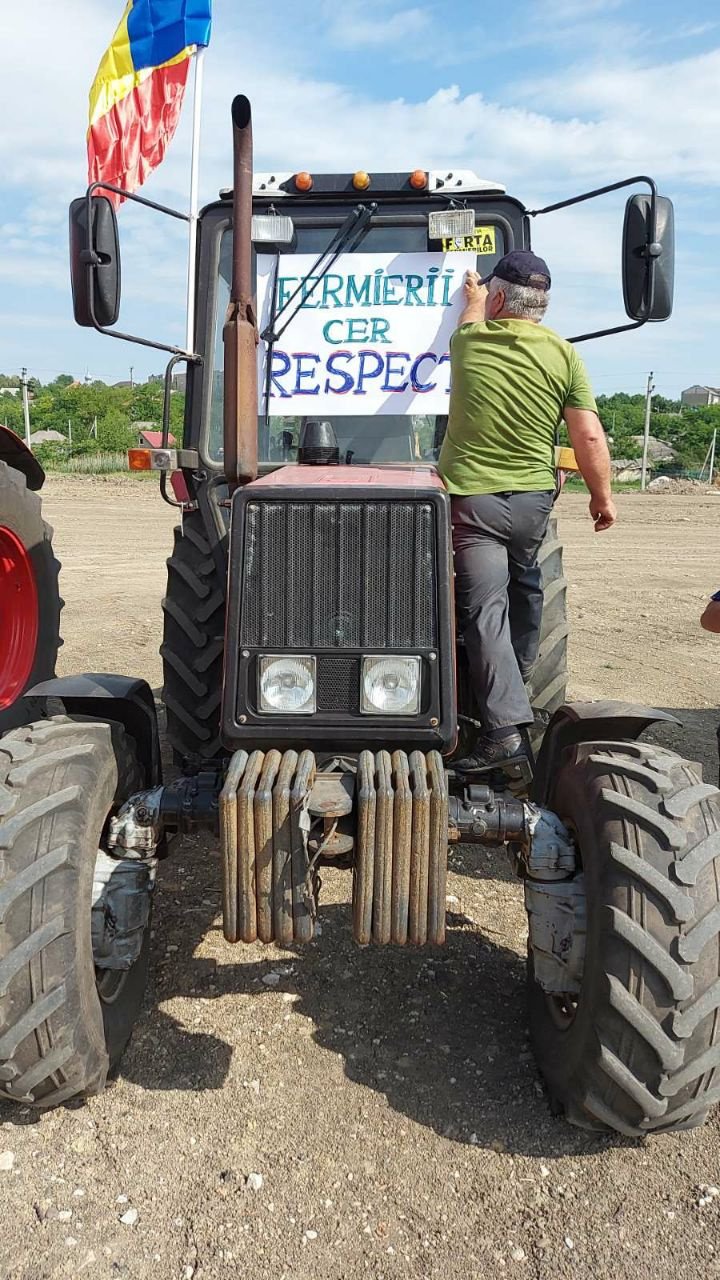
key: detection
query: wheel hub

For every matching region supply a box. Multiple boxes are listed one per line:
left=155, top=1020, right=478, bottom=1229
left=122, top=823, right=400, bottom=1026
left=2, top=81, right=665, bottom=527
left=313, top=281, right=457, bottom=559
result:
left=0, top=525, right=39, bottom=710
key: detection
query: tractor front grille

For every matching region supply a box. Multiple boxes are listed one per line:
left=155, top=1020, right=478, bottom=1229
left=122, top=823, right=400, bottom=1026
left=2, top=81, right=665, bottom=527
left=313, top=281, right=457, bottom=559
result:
left=239, top=500, right=437, bottom=651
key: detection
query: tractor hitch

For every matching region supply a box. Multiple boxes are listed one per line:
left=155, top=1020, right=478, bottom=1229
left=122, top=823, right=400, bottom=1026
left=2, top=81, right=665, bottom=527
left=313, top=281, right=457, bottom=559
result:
left=448, top=785, right=527, bottom=845
left=107, top=770, right=222, bottom=856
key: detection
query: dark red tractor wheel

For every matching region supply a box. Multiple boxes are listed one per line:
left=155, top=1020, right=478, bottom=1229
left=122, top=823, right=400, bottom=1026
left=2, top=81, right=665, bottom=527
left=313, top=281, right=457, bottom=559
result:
left=0, top=523, right=40, bottom=711
left=0, top=462, right=62, bottom=733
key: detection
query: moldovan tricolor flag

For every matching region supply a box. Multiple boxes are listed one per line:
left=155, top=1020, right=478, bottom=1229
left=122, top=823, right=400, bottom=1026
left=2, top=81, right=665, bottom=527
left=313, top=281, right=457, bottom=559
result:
left=88, top=0, right=212, bottom=205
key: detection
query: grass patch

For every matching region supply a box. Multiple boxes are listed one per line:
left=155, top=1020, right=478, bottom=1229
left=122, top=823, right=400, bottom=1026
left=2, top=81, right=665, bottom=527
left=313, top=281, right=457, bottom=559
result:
left=43, top=452, right=131, bottom=475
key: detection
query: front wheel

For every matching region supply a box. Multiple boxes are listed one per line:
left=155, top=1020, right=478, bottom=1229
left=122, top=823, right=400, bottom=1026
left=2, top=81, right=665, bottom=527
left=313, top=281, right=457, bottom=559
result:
left=0, top=717, right=152, bottom=1107
left=529, top=740, right=720, bottom=1135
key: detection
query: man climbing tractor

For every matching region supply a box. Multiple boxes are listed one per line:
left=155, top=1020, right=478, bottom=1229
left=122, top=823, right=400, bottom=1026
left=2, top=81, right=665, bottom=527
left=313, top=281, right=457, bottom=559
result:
left=441, top=253, right=616, bottom=775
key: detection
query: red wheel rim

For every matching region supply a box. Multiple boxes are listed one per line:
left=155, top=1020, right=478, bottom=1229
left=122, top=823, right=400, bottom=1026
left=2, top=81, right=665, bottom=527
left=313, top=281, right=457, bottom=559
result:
left=0, top=525, right=39, bottom=710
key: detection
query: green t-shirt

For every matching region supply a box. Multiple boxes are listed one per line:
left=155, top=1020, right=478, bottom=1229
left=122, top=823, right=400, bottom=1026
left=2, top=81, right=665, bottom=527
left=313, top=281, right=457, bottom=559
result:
left=438, top=319, right=597, bottom=495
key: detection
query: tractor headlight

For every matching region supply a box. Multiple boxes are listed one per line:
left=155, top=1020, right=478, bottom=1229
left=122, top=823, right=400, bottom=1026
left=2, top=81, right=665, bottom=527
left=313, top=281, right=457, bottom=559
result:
left=259, top=656, right=316, bottom=714
left=361, top=656, right=421, bottom=715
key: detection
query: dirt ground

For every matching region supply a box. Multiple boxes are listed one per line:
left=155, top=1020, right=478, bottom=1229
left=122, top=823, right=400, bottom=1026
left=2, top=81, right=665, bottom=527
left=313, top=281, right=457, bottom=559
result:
left=2, top=477, right=720, bottom=1280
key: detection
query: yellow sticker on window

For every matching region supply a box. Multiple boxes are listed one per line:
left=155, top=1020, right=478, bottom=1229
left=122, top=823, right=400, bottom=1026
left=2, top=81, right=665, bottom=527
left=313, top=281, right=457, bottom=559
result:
left=441, top=226, right=497, bottom=254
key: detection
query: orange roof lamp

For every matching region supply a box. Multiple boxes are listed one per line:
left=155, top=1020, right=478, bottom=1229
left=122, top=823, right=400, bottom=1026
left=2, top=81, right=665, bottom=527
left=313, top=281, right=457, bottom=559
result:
left=353, top=171, right=371, bottom=191
left=409, top=170, right=428, bottom=190
left=294, top=171, right=314, bottom=192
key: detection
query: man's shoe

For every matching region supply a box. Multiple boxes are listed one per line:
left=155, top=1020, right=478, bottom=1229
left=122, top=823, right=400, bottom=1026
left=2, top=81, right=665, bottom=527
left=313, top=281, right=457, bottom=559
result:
left=452, top=730, right=530, bottom=776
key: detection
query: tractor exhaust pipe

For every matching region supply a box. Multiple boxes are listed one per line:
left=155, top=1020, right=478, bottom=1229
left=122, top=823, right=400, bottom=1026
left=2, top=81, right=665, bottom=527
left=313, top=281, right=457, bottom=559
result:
left=223, top=94, right=258, bottom=487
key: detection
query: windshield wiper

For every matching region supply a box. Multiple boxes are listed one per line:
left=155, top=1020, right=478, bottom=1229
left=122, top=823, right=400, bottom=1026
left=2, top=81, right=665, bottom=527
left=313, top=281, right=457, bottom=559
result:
left=261, top=251, right=282, bottom=450
left=260, top=202, right=377, bottom=345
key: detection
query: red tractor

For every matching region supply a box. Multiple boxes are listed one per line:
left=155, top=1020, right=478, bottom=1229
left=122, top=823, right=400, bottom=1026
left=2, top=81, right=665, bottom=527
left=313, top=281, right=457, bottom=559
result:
left=1, top=96, right=719, bottom=1137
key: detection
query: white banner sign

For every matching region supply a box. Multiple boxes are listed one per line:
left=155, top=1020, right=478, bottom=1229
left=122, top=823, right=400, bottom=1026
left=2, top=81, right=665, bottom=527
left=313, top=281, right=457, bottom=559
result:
left=257, top=251, right=475, bottom=416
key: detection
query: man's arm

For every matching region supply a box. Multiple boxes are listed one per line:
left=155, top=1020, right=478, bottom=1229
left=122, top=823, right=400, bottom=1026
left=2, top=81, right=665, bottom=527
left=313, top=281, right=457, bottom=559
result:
left=701, top=598, right=720, bottom=633
left=563, top=407, right=617, bottom=532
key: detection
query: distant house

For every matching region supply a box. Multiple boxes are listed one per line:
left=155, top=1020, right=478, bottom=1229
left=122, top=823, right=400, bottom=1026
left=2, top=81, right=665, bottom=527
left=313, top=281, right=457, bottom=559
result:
left=629, top=435, right=677, bottom=463
left=681, top=385, right=720, bottom=408
left=611, top=458, right=643, bottom=484
left=148, top=371, right=186, bottom=392
left=137, top=427, right=176, bottom=448
left=29, top=430, right=66, bottom=445
left=0, top=387, right=20, bottom=397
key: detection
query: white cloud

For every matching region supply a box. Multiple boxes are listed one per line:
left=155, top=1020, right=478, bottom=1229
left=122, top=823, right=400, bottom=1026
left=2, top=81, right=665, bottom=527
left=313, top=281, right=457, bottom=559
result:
left=516, top=49, right=720, bottom=186
left=323, top=2, right=431, bottom=49
left=0, top=1, right=718, bottom=393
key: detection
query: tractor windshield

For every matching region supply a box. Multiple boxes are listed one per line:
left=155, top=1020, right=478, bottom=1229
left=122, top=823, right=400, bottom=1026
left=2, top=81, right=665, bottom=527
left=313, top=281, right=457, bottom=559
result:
left=205, top=212, right=509, bottom=468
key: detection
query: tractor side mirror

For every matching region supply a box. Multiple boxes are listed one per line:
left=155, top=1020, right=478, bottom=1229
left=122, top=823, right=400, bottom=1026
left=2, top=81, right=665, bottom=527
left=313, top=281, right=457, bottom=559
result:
left=69, top=196, right=121, bottom=329
left=622, top=193, right=674, bottom=323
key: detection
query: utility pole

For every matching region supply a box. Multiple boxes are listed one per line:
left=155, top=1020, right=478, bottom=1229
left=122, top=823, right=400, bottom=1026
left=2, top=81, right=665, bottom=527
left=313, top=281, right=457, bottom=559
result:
left=640, top=371, right=655, bottom=492
left=20, top=367, right=31, bottom=447
left=710, top=428, right=717, bottom=486
left=67, top=418, right=73, bottom=446
left=130, top=366, right=134, bottom=390
left=92, top=415, right=98, bottom=439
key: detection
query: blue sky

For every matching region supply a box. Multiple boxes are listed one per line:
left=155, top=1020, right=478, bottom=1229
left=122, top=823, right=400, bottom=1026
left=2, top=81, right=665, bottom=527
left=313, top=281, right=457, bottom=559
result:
left=0, top=0, right=719, bottom=397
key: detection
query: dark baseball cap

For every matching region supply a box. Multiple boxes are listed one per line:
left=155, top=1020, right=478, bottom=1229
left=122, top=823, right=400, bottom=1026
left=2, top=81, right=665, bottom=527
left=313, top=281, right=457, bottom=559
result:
left=480, top=250, right=551, bottom=291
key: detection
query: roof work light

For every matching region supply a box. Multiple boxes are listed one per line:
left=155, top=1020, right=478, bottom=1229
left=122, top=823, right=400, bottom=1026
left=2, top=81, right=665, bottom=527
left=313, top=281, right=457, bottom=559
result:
left=428, top=208, right=475, bottom=241
left=251, top=213, right=295, bottom=243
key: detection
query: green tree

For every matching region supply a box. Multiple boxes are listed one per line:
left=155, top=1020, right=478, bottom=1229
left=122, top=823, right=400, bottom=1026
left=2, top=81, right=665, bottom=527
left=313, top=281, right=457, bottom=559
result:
left=97, top=408, right=135, bottom=452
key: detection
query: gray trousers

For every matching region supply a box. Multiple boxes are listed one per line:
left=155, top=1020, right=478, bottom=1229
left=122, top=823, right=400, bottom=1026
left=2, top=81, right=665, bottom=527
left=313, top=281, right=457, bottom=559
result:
left=451, top=491, right=554, bottom=731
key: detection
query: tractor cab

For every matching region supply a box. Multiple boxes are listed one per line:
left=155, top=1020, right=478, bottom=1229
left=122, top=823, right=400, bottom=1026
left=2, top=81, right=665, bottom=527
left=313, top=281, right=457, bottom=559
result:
left=201, top=165, right=516, bottom=475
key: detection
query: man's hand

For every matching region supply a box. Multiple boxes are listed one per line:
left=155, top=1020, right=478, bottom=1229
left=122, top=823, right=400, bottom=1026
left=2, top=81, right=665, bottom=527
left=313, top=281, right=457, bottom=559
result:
left=459, top=270, right=488, bottom=326
left=589, top=496, right=617, bottom=532
left=464, top=270, right=487, bottom=306
left=564, top=409, right=616, bottom=533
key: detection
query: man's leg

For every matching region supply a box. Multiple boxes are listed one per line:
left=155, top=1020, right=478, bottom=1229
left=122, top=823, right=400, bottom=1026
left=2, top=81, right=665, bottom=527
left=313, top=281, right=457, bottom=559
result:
left=452, top=494, right=534, bottom=733
left=507, top=491, right=554, bottom=680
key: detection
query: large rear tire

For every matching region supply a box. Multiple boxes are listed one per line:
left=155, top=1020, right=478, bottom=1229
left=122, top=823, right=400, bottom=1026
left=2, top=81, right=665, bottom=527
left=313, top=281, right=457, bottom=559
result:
left=529, top=515, right=568, bottom=751
left=161, top=512, right=225, bottom=768
left=0, top=462, right=62, bottom=733
left=529, top=740, right=720, bottom=1135
left=0, top=717, right=151, bottom=1108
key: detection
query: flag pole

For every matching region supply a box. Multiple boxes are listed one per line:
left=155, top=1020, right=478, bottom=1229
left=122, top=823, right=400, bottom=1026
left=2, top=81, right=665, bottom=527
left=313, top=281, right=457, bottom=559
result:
left=185, top=46, right=205, bottom=354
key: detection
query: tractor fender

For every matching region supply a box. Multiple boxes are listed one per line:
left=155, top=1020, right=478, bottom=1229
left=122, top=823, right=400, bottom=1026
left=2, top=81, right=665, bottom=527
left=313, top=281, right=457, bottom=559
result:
left=24, top=673, right=162, bottom=787
left=532, top=700, right=679, bottom=806
left=0, top=424, right=45, bottom=491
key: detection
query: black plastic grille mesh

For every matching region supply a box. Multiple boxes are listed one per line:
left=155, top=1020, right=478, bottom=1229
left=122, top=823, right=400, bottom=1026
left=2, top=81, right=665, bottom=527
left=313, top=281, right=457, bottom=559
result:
left=240, top=500, right=436, bottom=650
left=316, top=657, right=360, bottom=712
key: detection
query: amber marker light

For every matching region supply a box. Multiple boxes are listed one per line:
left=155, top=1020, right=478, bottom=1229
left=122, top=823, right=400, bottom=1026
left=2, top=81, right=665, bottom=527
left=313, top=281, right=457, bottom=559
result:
left=353, top=171, right=371, bottom=191
left=409, top=169, right=428, bottom=190
left=128, top=449, right=152, bottom=471
left=294, top=171, right=314, bottom=192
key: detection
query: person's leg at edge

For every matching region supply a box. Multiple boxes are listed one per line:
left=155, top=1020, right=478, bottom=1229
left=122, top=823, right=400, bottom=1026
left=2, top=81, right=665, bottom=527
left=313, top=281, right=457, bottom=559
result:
left=451, top=494, right=533, bottom=773
left=507, top=490, right=555, bottom=683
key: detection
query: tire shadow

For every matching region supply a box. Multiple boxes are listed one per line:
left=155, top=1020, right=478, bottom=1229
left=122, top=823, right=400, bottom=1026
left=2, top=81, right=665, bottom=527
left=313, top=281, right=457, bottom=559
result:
left=649, top=706, right=719, bottom=786
left=103, top=832, right=633, bottom=1161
